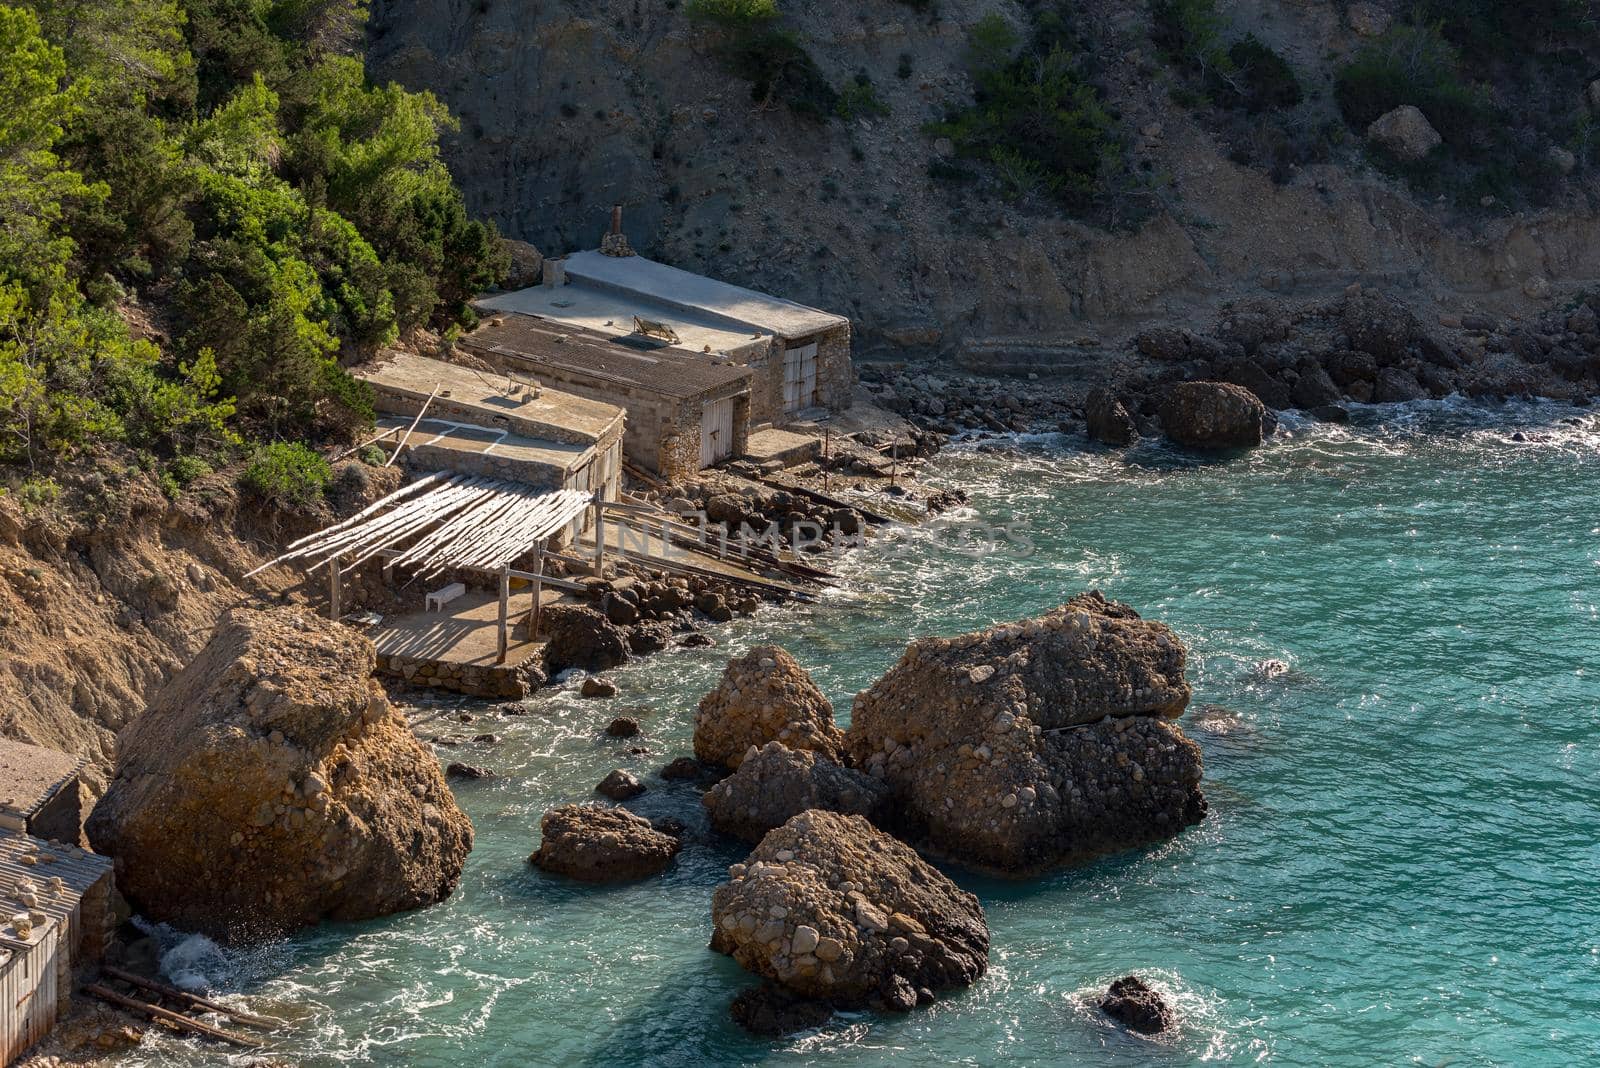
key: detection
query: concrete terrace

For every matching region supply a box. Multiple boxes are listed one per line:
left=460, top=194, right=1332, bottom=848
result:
left=358, top=351, right=624, bottom=448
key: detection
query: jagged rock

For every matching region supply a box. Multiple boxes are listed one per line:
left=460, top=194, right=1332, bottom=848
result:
left=580, top=676, right=618, bottom=698
left=86, top=607, right=473, bottom=943
left=1367, top=105, right=1441, bottom=161
left=596, top=768, right=645, bottom=800
left=1308, top=404, right=1351, bottom=423
left=530, top=804, right=679, bottom=882
left=703, top=742, right=893, bottom=842
left=710, top=811, right=988, bottom=1011
left=540, top=604, right=629, bottom=675
left=1083, top=388, right=1138, bottom=446
left=1135, top=326, right=1193, bottom=362
left=1101, top=975, right=1176, bottom=1035
left=1289, top=360, right=1341, bottom=409
left=1159, top=381, right=1266, bottom=449
left=446, top=763, right=493, bottom=780
left=1343, top=290, right=1421, bottom=365
left=627, top=622, right=672, bottom=654
left=730, top=983, right=835, bottom=1036
left=1373, top=366, right=1427, bottom=402
left=844, top=592, right=1206, bottom=873
left=1218, top=359, right=1292, bottom=411
left=606, top=716, right=641, bottom=738
left=694, top=646, right=846, bottom=770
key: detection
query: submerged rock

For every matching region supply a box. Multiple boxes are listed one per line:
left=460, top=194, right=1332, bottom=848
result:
left=844, top=592, right=1205, bottom=874
left=694, top=646, right=846, bottom=770
left=86, top=607, right=473, bottom=943
left=1160, top=381, right=1266, bottom=449
left=595, top=768, right=645, bottom=800
left=730, top=983, right=835, bottom=1036
left=1101, top=975, right=1176, bottom=1035
left=710, top=810, right=988, bottom=1012
left=530, top=804, right=680, bottom=882
left=702, top=742, right=893, bottom=843
left=580, top=676, right=618, bottom=698
left=605, top=716, right=642, bottom=738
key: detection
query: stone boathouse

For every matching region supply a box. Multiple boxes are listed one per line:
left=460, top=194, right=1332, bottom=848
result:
left=457, top=314, right=754, bottom=482
left=476, top=227, right=853, bottom=439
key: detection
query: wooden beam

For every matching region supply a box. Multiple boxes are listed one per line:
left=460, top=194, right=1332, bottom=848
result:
left=386, top=383, right=442, bottom=467
left=591, top=491, right=605, bottom=576
left=100, top=966, right=283, bottom=1029
left=84, top=984, right=264, bottom=1049
left=527, top=550, right=544, bottom=641
left=329, top=553, right=342, bottom=620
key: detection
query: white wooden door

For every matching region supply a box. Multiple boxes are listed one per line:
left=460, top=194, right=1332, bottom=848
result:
left=782, top=342, right=818, bottom=415
left=700, top=397, right=735, bottom=467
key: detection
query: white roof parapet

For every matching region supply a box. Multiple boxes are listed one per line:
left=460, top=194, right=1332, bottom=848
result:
left=560, top=251, right=847, bottom=340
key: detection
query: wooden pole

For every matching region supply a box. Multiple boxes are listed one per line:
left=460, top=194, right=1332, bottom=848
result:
left=527, top=549, right=545, bottom=640
left=83, top=984, right=265, bottom=1049
left=823, top=427, right=830, bottom=493
left=329, top=553, right=342, bottom=620
left=890, top=440, right=898, bottom=488
left=497, top=565, right=510, bottom=664
left=386, top=383, right=442, bottom=467
left=591, top=491, right=605, bottom=576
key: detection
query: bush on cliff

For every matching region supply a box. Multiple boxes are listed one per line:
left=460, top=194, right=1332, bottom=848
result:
left=685, top=0, right=836, bottom=121
left=242, top=440, right=331, bottom=510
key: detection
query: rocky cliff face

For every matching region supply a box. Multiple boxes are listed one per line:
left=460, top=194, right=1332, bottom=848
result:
left=87, top=606, right=473, bottom=942
left=366, top=0, right=1600, bottom=363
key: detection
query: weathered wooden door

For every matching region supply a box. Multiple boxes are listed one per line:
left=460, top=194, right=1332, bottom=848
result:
left=782, top=342, right=818, bottom=415
left=700, top=397, right=735, bottom=467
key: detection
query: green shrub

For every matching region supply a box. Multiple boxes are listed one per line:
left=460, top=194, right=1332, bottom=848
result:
left=683, top=0, right=778, bottom=29
left=928, top=23, right=1121, bottom=213
left=1227, top=35, right=1302, bottom=114
left=715, top=27, right=837, bottom=120
left=835, top=75, right=888, bottom=121
left=1334, top=23, right=1489, bottom=145
left=167, top=454, right=214, bottom=486
left=242, top=441, right=331, bottom=509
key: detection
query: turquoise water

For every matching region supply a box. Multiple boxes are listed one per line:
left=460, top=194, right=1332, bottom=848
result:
left=123, top=401, right=1600, bottom=1067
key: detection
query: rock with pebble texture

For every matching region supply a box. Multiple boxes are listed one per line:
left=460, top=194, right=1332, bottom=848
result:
left=1159, top=382, right=1266, bottom=449
left=86, top=607, right=473, bottom=943
left=1084, top=387, right=1139, bottom=447
left=1101, top=975, right=1176, bottom=1035
left=703, top=742, right=893, bottom=842
left=694, top=646, right=846, bottom=770
left=843, top=592, right=1205, bottom=874
left=530, top=804, right=680, bottom=882
left=596, top=768, right=645, bottom=800
left=710, top=810, right=988, bottom=1011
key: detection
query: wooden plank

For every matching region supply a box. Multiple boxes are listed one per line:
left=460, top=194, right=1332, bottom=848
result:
left=496, top=566, right=509, bottom=664
left=83, top=984, right=265, bottom=1049
left=100, top=966, right=284, bottom=1029
left=753, top=477, right=896, bottom=525
left=329, top=553, right=342, bottom=620
left=527, top=550, right=544, bottom=640
left=591, top=492, right=605, bottom=576
left=386, top=384, right=442, bottom=467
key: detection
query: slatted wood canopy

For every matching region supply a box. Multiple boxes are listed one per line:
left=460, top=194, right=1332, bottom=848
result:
left=246, top=471, right=591, bottom=582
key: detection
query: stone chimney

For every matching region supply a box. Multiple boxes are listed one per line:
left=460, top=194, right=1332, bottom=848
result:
left=600, top=204, right=636, bottom=257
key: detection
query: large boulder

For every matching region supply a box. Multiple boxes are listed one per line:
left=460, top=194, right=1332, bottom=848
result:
left=694, top=646, right=845, bottom=770
left=85, top=608, right=473, bottom=943
left=530, top=804, right=680, bottom=882
left=1159, top=381, right=1266, bottom=449
left=710, top=811, right=988, bottom=1011
left=702, top=742, right=893, bottom=842
left=1083, top=387, right=1139, bottom=447
left=500, top=238, right=543, bottom=289
left=1102, top=975, right=1176, bottom=1035
left=540, top=603, right=630, bottom=675
left=844, top=592, right=1206, bottom=873
left=1367, top=105, right=1441, bottom=161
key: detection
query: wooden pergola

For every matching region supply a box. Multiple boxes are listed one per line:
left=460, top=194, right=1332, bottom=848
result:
left=247, top=471, right=595, bottom=662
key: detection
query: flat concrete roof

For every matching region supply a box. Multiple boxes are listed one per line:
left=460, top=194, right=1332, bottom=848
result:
left=477, top=282, right=770, bottom=360
left=563, top=251, right=847, bottom=340
left=357, top=353, right=624, bottom=447
left=0, top=739, right=81, bottom=819
left=375, top=415, right=592, bottom=476
left=461, top=315, right=753, bottom=401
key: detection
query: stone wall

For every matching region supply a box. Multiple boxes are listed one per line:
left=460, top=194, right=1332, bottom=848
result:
left=404, top=442, right=570, bottom=489
left=376, top=650, right=542, bottom=699
left=739, top=323, right=855, bottom=425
